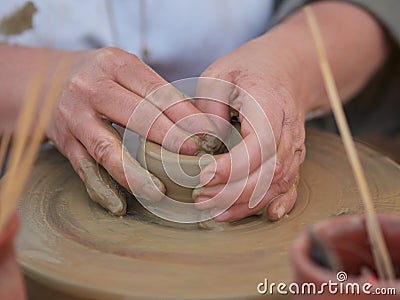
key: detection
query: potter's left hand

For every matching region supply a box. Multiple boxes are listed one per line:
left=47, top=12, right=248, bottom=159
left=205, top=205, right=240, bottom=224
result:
left=193, top=36, right=306, bottom=222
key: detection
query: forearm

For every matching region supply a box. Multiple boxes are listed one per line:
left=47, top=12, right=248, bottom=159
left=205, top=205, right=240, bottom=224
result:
left=0, top=45, right=68, bottom=132
left=259, top=1, right=389, bottom=114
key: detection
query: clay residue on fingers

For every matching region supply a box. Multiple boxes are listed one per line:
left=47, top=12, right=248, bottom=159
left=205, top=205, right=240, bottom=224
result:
left=194, top=134, right=227, bottom=156
left=79, top=159, right=126, bottom=216
left=106, top=120, right=166, bottom=201
left=123, top=145, right=166, bottom=200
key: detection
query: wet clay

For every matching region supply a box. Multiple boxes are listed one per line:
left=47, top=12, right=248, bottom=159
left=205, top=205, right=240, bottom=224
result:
left=79, top=159, right=126, bottom=216
left=15, top=129, right=400, bottom=300
left=194, top=134, right=227, bottom=156
left=78, top=124, right=225, bottom=216
left=136, top=123, right=241, bottom=206
left=0, top=2, right=37, bottom=36
left=74, top=120, right=167, bottom=216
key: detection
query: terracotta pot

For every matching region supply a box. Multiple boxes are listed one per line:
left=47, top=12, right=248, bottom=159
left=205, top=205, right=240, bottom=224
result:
left=0, top=213, right=26, bottom=300
left=290, top=214, right=400, bottom=299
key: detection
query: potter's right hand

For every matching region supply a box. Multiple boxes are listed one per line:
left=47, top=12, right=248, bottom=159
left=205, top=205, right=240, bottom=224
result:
left=46, top=47, right=217, bottom=216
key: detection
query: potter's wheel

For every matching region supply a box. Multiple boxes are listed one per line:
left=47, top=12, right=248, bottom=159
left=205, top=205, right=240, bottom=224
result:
left=15, top=130, right=400, bottom=299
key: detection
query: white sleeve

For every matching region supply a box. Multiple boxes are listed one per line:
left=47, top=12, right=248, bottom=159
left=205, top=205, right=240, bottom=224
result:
left=1, top=0, right=273, bottom=80
left=0, top=0, right=113, bottom=50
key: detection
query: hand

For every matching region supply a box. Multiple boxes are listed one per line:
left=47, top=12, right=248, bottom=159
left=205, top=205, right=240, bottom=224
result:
left=193, top=36, right=307, bottom=222
left=46, top=47, right=217, bottom=215
left=190, top=0, right=388, bottom=222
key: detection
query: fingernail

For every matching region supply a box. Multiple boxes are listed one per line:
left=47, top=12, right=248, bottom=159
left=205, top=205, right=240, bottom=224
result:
left=274, top=205, right=286, bottom=219
left=151, top=175, right=166, bottom=194
left=214, top=210, right=231, bottom=222
left=108, top=199, right=125, bottom=216
left=192, top=187, right=204, bottom=200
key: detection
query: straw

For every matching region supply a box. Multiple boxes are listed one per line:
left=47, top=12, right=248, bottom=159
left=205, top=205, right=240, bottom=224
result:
left=0, top=55, right=71, bottom=232
left=304, top=6, right=395, bottom=280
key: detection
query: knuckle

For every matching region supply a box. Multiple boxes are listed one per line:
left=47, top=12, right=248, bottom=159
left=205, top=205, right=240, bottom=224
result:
left=95, top=47, right=127, bottom=69
left=128, top=52, right=140, bottom=62
left=201, top=69, right=221, bottom=79
left=277, top=176, right=292, bottom=194
left=294, top=126, right=306, bottom=146
left=90, top=137, right=116, bottom=165
left=66, top=72, right=96, bottom=99
left=141, top=76, right=164, bottom=98
left=95, top=47, right=119, bottom=61
left=274, top=159, right=284, bottom=180
left=53, top=101, right=70, bottom=123
left=201, top=62, right=225, bottom=79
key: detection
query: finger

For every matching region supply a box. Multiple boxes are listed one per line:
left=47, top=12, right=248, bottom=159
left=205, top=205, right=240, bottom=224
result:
left=271, top=142, right=305, bottom=191
left=269, top=129, right=298, bottom=191
left=249, top=146, right=302, bottom=220
left=199, top=85, right=277, bottom=185
left=212, top=175, right=299, bottom=222
left=60, top=137, right=126, bottom=216
left=266, top=177, right=298, bottom=221
left=80, top=160, right=127, bottom=216
left=195, top=142, right=304, bottom=212
left=77, top=81, right=198, bottom=155
left=266, top=144, right=305, bottom=221
left=213, top=203, right=262, bottom=222
left=147, top=85, right=219, bottom=136
left=195, top=77, right=233, bottom=136
left=199, top=120, right=275, bottom=186
left=69, top=114, right=166, bottom=201
left=194, top=155, right=275, bottom=210
left=262, top=145, right=304, bottom=219
left=96, top=48, right=218, bottom=136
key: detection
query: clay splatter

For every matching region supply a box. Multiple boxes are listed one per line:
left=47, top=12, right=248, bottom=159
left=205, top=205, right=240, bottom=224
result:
left=0, top=2, right=37, bottom=36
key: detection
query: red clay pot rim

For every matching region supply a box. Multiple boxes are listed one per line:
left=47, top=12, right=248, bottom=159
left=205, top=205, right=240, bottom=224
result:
left=290, top=214, right=400, bottom=287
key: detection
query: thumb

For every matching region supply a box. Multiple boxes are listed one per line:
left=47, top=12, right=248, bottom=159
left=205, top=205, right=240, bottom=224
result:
left=266, top=175, right=299, bottom=221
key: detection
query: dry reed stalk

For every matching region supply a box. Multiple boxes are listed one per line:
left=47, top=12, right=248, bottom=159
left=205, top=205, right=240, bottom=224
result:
left=304, top=7, right=395, bottom=280
left=0, top=55, right=71, bottom=233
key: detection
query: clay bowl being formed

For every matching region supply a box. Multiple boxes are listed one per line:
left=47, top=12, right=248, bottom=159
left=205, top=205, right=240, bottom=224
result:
left=290, top=214, right=400, bottom=300
left=136, top=126, right=242, bottom=203
left=137, top=137, right=220, bottom=203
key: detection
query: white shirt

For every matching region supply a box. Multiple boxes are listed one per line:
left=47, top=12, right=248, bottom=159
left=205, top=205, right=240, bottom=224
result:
left=0, top=0, right=273, bottom=80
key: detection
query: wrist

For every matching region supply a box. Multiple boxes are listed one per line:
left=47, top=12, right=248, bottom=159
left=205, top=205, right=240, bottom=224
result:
left=258, top=20, right=325, bottom=115
left=259, top=1, right=388, bottom=114
left=253, top=32, right=318, bottom=116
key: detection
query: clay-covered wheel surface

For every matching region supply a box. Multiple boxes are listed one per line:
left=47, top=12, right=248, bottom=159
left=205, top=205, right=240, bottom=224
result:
left=15, top=130, right=400, bottom=299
